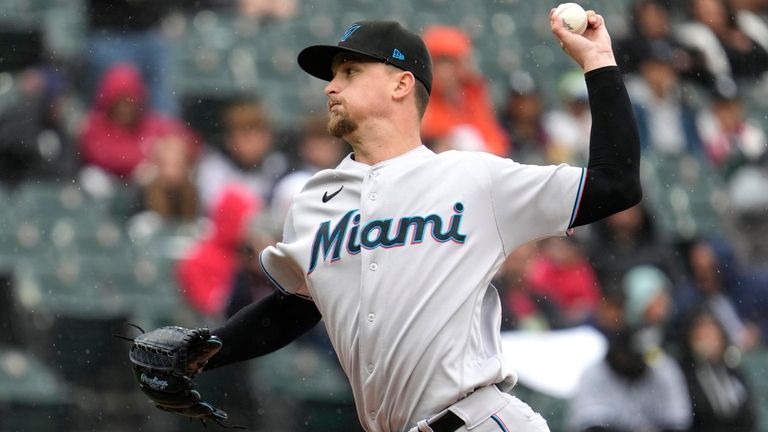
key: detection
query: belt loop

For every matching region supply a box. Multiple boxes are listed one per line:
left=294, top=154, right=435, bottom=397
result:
left=417, top=419, right=434, bottom=432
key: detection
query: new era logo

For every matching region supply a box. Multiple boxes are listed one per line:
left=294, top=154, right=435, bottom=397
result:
left=392, top=49, right=405, bottom=60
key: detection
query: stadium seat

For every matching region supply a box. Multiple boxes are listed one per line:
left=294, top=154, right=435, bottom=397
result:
left=249, top=341, right=357, bottom=432
left=0, top=185, right=15, bottom=271
left=12, top=258, right=135, bottom=390
left=0, top=345, right=72, bottom=432
left=741, top=348, right=768, bottom=432
left=40, top=0, right=86, bottom=62
left=642, top=151, right=726, bottom=241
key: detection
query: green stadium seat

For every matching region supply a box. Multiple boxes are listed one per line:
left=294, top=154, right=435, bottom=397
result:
left=12, top=257, right=135, bottom=391
left=0, top=0, right=44, bottom=29
left=0, top=345, right=66, bottom=404
left=642, top=151, right=726, bottom=241
left=13, top=256, right=133, bottom=320
left=14, top=181, right=87, bottom=212
left=0, top=186, right=16, bottom=271
left=252, top=343, right=352, bottom=402
left=249, top=341, right=357, bottom=431
left=41, top=0, right=86, bottom=62
left=72, top=217, right=132, bottom=260
left=0, top=345, right=72, bottom=432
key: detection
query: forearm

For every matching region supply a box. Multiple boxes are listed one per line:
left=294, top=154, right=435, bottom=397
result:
left=205, top=290, right=322, bottom=370
left=570, top=66, right=642, bottom=227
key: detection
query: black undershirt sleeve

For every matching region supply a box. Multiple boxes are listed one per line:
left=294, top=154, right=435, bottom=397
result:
left=570, top=66, right=642, bottom=228
left=204, top=290, right=321, bottom=370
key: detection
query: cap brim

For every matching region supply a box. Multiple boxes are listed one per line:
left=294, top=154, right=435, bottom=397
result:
left=297, top=45, right=384, bottom=82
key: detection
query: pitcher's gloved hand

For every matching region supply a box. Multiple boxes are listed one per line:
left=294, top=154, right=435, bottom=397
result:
left=128, top=326, right=240, bottom=428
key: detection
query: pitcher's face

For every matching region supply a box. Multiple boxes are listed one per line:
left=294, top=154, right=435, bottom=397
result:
left=324, top=54, right=397, bottom=138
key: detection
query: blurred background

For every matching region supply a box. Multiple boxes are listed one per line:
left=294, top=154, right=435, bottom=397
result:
left=0, top=0, right=767, bottom=431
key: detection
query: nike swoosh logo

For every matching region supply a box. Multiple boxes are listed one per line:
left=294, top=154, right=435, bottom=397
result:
left=322, top=185, right=344, bottom=203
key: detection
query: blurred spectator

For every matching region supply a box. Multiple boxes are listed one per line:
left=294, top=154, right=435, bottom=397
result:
left=626, top=44, right=703, bottom=156
left=85, top=0, right=179, bottom=115
left=568, top=265, right=692, bottom=432
left=614, top=0, right=712, bottom=85
left=0, top=66, right=78, bottom=186
left=79, top=63, right=197, bottom=180
left=731, top=0, right=768, bottom=12
left=543, top=70, right=591, bottom=165
left=675, top=0, right=768, bottom=83
left=236, top=0, right=298, bottom=21
left=500, top=71, right=551, bottom=164
left=727, top=165, right=768, bottom=266
left=733, top=0, right=768, bottom=67
left=677, top=307, right=757, bottom=432
left=270, top=114, right=348, bottom=226
left=131, top=131, right=201, bottom=222
left=197, top=98, right=288, bottom=212
left=696, top=84, right=767, bottom=179
left=177, top=185, right=260, bottom=316
left=525, top=237, right=601, bottom=328
left=494, top=242, right=556, bottom=331
left=584, top=204, right=684, bottom=291
left=673, top=239, right=761, bottom=351
left=420, top=26, right=509, bottom=156
left=696, top=84, right=768, bottom=266
left=224, top=226, right=276, bottom=318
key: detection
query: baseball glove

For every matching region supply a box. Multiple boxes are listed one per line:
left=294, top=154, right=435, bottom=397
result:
left=126, top=325, right=239, bottom=428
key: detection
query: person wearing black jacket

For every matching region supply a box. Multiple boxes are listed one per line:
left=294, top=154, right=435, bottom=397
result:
left=677, top=307, right=756, bottom=432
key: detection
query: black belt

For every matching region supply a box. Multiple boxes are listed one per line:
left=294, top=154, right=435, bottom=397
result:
left=427, top=411, right=465, bottom=432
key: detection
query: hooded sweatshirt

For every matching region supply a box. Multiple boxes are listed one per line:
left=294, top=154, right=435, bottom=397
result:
left=79, top=63, right=194, bottom=177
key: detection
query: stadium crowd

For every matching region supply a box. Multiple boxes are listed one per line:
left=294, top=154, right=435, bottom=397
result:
left=0, top=0, right=767, bottom=431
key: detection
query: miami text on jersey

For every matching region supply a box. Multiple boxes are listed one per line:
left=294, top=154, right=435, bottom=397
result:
left=308, top=203, right=467, bottom=274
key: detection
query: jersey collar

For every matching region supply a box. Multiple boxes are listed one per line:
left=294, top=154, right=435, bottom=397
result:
left=339, top=145, right=434, bottom=171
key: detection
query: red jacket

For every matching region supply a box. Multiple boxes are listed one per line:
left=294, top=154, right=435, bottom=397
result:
left=526, top=256, right=601, bottom=315
left=79, top=63, right=196, bottom=177
left=176, top=185, right=261, bottom=315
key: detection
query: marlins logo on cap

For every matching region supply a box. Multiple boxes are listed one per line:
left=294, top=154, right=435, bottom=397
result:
left=340, top=24, right=361, bottom=42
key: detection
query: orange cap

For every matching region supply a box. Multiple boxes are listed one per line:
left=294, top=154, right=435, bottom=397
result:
left=423, top=26, right=472, bottom=59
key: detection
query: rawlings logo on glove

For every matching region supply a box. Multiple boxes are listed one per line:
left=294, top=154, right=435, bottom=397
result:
left=117, top=325, right=243, bottom=429
left=140, top=373, right=169, bottom=391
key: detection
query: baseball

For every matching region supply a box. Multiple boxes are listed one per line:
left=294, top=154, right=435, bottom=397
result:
left=554, top=3, right=588, bottom=35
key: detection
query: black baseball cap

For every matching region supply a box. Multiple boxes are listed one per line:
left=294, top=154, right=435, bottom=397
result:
left=297, top=20, right=433, bottom=94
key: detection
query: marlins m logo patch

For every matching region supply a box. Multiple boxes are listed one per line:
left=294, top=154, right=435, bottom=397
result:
left=340, top=24, right=361, bottom=42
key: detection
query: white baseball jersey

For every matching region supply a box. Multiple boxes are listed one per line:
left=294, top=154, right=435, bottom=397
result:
left=260, top=145, right=586, bottom=432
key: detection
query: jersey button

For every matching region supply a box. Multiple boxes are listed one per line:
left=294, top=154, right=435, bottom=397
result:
left=367, top=313, right=375, bottom=322
left=367, top=363, right=374, bottom=373
left=369, top=411, right=376, bottom=420
left=369, top=263, right=378, bottom=271
left=369, top=193, right=377, bottom=200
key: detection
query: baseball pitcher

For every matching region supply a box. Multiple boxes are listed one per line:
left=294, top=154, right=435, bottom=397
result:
left=127, top=8, right=641, bottom=432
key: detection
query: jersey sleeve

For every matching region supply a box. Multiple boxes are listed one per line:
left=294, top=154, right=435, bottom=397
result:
left=259, top=206, right=312, bottom=299
left=476, top=152, right=586, bottom=254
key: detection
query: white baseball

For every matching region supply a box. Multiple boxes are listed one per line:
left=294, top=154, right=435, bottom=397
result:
left=554, top=3, right=588, bottom=35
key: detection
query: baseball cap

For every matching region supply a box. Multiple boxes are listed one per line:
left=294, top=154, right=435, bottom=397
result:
left=297, top=20, right=433, bottom=94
